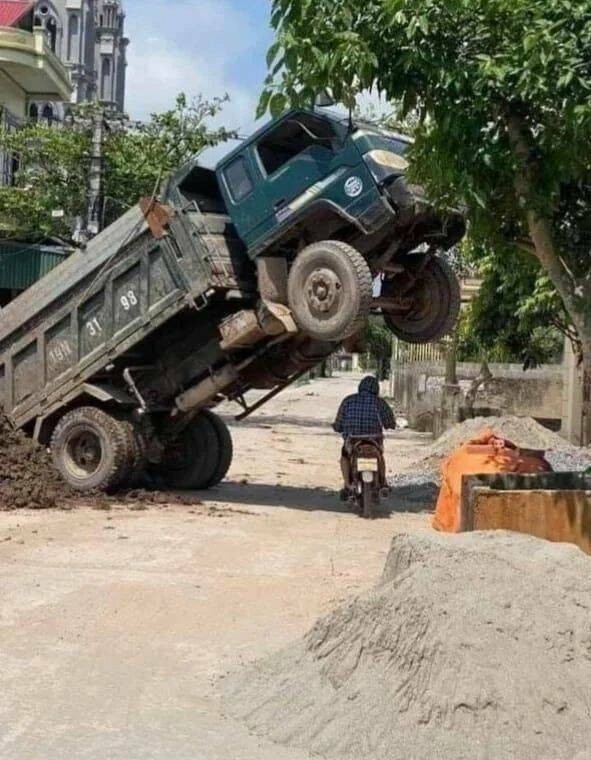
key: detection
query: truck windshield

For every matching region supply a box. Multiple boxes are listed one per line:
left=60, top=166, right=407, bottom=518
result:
left=257, top=115, right=336, bottom=176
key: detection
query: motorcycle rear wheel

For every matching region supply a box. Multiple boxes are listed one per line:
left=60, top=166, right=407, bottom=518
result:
left=360, top=482, right=373, bottom=519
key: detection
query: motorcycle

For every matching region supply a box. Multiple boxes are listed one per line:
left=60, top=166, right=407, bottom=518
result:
left=347, top=436, right=388, bottom=519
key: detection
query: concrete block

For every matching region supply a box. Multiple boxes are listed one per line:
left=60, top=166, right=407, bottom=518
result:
left=461, top=473, right=591, bottom=555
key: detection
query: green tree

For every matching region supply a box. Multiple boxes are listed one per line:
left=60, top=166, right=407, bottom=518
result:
left=0, top=118, right=89, bottom=240
left=457, top=244, right=567, bottom=368
left=360, top=317, right=393, bottom=381
left=0, top=94, right=233, bottom=242
left=263, top=0, right=591, bottom=442
left=103, top=94, right=233, bottom=224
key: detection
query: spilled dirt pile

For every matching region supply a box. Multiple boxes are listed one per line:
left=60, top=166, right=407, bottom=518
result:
left=0, top=411, right=78, bottom=509
left=225, top=531, right=591, bottom=760
left=0, top=412, right=214, bottom=510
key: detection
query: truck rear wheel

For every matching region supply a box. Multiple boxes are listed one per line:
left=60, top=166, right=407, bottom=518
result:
left=202, top=410, right=233, bottom=487
left=287, top=241, right=373, bottom=342
left=50, top=406, right=132, bottom=492
left=158, top=413, right=219, bottom=490
left=118, top=417, right=148, bottom=487
left=382, top=255, right=460, bottom=344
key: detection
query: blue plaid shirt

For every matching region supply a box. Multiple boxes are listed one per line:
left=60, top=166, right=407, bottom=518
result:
left=333, top=377, right=396, bottom=438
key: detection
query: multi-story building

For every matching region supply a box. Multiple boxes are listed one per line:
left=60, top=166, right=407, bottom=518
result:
left=0, top=1, right=72, bottom=297
left=0, top=0, right=71, bottom=182
left=30, top=0, right=128, bottom=120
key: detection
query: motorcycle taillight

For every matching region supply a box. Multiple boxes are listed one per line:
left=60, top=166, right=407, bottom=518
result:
left=358, top=444, right=378, bottom=458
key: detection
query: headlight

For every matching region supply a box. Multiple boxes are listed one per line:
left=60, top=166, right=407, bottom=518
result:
left=364, top=150, right=409, bottom=184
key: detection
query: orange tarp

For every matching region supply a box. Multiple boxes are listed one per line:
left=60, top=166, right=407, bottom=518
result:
left=432, top=429, right=552, bottom=533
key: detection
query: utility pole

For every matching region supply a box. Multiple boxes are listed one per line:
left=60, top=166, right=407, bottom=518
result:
left=86, top=107, right=106, bottom=238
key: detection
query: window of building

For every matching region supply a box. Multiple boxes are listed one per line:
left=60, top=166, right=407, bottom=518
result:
left=224, top=157, right=254, bottom=203
left=10, top=154, right=20, bottom=187
left=42, top=104, right=54, bottom=125
left=67, top=14, right=79, bottom=61
left=256, top=114, right=336, bottom=176
left=101, top=57, right=111, bottom=100
left=46, top=17, right=57, bottom=53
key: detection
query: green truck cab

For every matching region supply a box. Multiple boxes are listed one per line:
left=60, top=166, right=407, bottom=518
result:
left=207, top=107, right=465, bottom=345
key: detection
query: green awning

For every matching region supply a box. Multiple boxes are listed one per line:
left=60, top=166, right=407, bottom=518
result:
left=0, top=241, right=69, bottom=290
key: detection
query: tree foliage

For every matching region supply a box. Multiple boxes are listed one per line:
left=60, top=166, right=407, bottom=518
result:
left=264, top=0, right=591, bottom=439
left=0, top=94, right=233, bottom=242
left=262, top=0, right=591, bottom=308
left=0, top=120, right=89, bottom=240
left=360, top=317, right=393, bottom=380
left=103, top=94, right=233, bottom=225
left=457, top=253, right=565, bottom=367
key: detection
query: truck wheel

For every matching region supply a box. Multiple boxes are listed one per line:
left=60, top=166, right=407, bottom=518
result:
left=50, top=406, right=132, bottom=492
left=158, top=414, right=219, bottom=490
left=287, top=241, right=373, bottom=342
left=202, top=410, right=233, bottom=487
left=118, top=417, right=148, bottom=487
left=382, top=255, right=460, bottom=344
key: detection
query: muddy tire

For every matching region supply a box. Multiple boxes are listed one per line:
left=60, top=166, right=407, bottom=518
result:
left=118, top=417, right=148, bottom=486
left=50, top=406, right=132, bottom=492
left=202, top=410, right=233, bottom=487
left=287, top=241, right=373, bottom=342
left=383, top=255, right=461, bottom=344
left=158, top=414, right=220, bottom=490
left=361, top=482, right=373, bottom=519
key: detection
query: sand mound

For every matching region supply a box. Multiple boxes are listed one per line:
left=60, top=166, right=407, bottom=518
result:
left=0, top=411, right=79, bottom=509
left=426, top=415, right=570, bottom=458
left=225, top=532, right=591, bottom=760
left=406, top=415, right=591, bottom=485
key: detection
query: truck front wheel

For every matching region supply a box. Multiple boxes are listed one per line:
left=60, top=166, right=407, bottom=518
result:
left=382, top=255, right=461, bottom=344
left=50, top=406, right=132, bottom=492
left=287, top=241, right=373, bottom=342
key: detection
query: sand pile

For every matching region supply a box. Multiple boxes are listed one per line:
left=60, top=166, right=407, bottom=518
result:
left=426, top=415, right=571, bottom=457
left=400, top=416, right=591, bottom=486
left=225, top=531, right=591, bottom=760
left=0, top=411, right=79, bottom=509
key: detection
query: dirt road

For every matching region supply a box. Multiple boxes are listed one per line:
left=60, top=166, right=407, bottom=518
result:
left=0, top=374, right=431, bottom=760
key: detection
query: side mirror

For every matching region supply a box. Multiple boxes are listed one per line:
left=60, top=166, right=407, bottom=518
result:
left=315, top=90, right=335, bottom=108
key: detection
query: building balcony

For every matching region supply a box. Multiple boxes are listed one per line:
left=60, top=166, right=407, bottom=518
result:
left=0, top=26, right=71, bottom=115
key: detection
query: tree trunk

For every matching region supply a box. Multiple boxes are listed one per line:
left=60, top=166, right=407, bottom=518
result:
left=444, top=334, right=458, bottom=386
left=581, top=333, right=591, bottom=447
left=507, top=113, right=591, bottom=445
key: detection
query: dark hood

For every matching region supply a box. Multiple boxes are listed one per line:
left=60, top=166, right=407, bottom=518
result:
left=358, top=376, right=379, bottom=396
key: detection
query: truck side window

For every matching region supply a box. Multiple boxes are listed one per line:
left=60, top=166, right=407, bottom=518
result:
left=224, top=156, right=254, bottom=203
left=257, top=116, right=335, bottom=176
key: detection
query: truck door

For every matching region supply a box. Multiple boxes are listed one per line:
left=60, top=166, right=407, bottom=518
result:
left=219, top=113, right=356, bottom=255
left=218, top=151, right=269, bottom=246
left=255, top=114, right=340, bottom=224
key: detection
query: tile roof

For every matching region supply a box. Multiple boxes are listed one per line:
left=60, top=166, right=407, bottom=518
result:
left=0, top=1, right=33, bottom=28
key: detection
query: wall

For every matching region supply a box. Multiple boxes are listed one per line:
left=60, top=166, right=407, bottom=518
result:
left=461, top=473, right=591, bottom=555
left=0, top=70, right=25, bottom=118
left=390, top=360, right=564, bottom=431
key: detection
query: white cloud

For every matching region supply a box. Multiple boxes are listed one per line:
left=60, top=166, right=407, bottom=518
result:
left=124, top=0, right=263, bottom=135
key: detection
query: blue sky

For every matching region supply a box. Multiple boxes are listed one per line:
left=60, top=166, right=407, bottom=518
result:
left=124, top=0, right=273, bottom=134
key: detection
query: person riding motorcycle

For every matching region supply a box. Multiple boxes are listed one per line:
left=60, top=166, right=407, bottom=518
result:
left=333, top=376, right=396, bottom=496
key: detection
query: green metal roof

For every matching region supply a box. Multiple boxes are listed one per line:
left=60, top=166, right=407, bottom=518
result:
left=0, top=241, right=69, bottom=290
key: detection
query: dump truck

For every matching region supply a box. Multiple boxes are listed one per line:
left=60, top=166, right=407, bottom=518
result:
left=0, top=107, right=465, bottom=492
